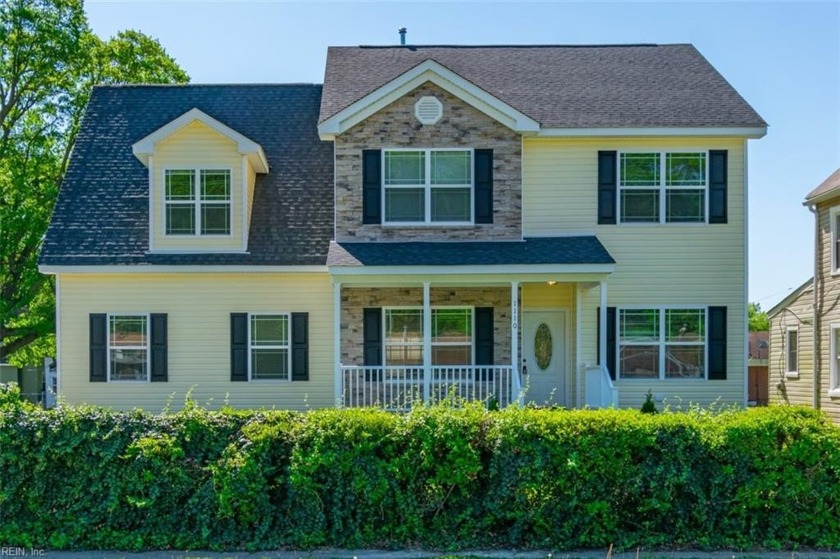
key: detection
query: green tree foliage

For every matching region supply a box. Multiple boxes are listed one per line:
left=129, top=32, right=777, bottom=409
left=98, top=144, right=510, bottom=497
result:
left=0, top=0, right=188, bottom=365
left=748, top=302, right=770, bottom=332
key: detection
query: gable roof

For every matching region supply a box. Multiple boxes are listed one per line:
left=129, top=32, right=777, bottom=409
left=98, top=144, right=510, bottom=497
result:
left=805, top=167, right=840, bottom=203
left=40, top=84, right=334, bottom=267
left=320, top=44, right=767, bottom=132
left=767, top=278, right=814, bottom=318
left=132, top=107, right=269, bottom=173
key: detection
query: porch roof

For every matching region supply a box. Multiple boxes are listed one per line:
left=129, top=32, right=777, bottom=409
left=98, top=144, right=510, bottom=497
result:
left=328, top=236, right=615, bottom=268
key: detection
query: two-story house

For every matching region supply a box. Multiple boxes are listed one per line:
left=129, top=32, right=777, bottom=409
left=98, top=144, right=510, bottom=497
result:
left=769, top=167, right=840, bottom=422
left=38, top=44, right=767, bottom=411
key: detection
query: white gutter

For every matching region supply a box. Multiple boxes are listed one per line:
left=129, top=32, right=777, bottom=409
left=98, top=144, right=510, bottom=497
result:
left=808, top=203, right=820, bottom=410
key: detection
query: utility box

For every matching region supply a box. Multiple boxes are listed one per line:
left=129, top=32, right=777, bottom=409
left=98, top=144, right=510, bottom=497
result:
left=0, top=364, right=19, bottom=384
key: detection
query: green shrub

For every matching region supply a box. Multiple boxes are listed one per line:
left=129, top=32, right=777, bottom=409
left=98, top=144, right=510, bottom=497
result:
left=0, top=401, right=839, bottom=551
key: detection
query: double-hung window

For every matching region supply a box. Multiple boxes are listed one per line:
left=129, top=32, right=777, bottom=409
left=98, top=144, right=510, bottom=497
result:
left=384, top=308, right=473, bottom=366
left=831, top=325, right=840, bottom=394
left=785, top=327, right=799, bottom=376
left=249, top=314, right=291, bottom=380
left=383, top=149, right=472, bottom=224
left=619, top=152, right=707, bottom=223
left=109, top=314, right=149, bottom=381
left=165, top=169, right=231, bottom=235
left=618, top=308, right=706, bottom=379
left=831, top=207, right=840, bottom=273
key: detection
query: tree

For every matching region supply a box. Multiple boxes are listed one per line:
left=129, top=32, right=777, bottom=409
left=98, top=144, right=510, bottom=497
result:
left=0, top=0, right=189, bottom=365
left=748, top=302, right=770, bottom=332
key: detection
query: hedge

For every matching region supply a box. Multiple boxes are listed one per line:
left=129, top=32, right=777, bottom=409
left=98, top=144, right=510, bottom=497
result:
left=1, top=384, right=840, bottom=551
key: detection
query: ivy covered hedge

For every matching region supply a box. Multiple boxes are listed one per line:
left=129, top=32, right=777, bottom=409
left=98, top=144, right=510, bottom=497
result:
left=2, top=385, right=840, bottom=551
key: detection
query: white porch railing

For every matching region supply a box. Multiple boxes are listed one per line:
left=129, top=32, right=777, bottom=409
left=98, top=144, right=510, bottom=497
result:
left=584, top=364, right=619, bottom=408
left=341, top=365, right=516, bottom=410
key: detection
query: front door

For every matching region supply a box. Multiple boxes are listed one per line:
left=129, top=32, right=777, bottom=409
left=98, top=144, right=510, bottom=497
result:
left=522, top=311, right=566, bottom=406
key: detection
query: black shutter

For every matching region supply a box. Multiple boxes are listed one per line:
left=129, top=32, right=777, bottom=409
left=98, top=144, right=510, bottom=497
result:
left=474, top=149, right=494, bottom=224
left=598, top=151, right=617, bottom=224
left=230, top=313, right=248, bottom=382
left=89, top=314, right=107, bottom=382
left=363, top=308, right=383, bottom=381
left=474, top=307, right=494, bottom=380
left=150, top=313, right=168, bottom=382
left=708, top=306, right=727, bottom=380
left=362, top=149, right=382, bottom=224
left=596, top=307, right=617, bottom=380
left=709, top=150, right=728, bottom=224
left=291, top=313, right=309, bottom=381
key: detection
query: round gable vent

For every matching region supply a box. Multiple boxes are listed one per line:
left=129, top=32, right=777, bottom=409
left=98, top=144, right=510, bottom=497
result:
left=415, top=96, right=443, bottom=125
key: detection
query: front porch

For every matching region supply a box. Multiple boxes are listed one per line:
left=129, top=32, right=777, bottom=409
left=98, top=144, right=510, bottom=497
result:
left=332, top=280, right=617, bottom=411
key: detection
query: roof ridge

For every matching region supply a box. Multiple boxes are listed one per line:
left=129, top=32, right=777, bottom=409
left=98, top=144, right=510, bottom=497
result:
left=348, top=43, right=679, bottom=49
left=92, top=83, right=322, bottom=89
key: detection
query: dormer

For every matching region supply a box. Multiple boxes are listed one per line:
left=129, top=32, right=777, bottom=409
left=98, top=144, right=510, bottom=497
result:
left=132, top=108, right=268, bottom=253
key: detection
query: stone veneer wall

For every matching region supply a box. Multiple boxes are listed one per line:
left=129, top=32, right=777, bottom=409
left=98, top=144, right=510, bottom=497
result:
left=340, top=287, right=512, bottom=366
left=334, top=82, right=522, bottom=242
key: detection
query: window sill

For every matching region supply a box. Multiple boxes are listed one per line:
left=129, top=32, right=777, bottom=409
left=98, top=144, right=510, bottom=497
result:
left=381, top=223, right=476, bottom=229
left=829, top=388, right=840, bottom=399
left=784, top=371, right=800, bottom=380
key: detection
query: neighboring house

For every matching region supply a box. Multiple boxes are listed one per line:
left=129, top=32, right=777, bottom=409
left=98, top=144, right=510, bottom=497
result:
left=38, top=43, right=767, bottom=412
left=770, top=167, right=840, bottom=422
left=767, top=279, right=814, bottom=408
left=747, top=331, right=769, bottom=405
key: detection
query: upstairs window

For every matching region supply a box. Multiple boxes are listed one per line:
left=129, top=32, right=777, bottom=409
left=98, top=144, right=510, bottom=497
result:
left=619, top=152, right=707, bottom=223
left=383, top=149, right=472, bottom=224
left=165, top=169, right=231, bottom=235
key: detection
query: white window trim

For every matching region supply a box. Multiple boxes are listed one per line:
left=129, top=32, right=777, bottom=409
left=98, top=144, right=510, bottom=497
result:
left=616, top=305, right=708, bottom=381
left=382, top=306, right=476, bottom=367
left=107, top=313, right=151, bottom=383
left=381, top=148, right=474, bottom=226
left=830, top=323, right=840, bottom=397
left=830, top=206, right=840, bottom=276
left=163, top=166, right=234, bottom=238
left=785, top=326, right=799, bottom=378
left=247, top=312, right=292, bottom=382
left=617, top=150, right=709, bottom=225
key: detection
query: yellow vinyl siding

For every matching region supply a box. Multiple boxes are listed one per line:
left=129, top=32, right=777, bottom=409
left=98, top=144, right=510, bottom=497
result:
left=57, top=273, right=333, bottom=412
left=152, top=121, right=251, bottom=252
left=523, top=137, right=747, bottom=408
left=816, top=202, right=840, bottom=421
left=768, top=287, right=814, bottom=408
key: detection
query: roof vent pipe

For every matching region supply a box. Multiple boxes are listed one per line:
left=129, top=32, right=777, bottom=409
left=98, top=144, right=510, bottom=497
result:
left=398, top=27, right=407, bottom=45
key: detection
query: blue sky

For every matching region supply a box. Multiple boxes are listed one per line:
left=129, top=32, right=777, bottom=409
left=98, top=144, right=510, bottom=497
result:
left=86, top=1, right=840, bottom=309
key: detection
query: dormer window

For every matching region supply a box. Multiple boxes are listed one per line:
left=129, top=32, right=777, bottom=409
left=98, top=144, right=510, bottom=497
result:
left=383, top=148, right=472, bottom=224
left=165, top=168, right=232, bottom=236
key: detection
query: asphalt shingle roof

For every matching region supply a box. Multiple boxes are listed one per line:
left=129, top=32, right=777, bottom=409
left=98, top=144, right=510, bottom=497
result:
left=805, top=167, right=840, bottom=202
left=327, top=237, right=615, bottom=267
left=40, top=84, right=334, bottom=266
left=320, top=44, right=767, bottom=129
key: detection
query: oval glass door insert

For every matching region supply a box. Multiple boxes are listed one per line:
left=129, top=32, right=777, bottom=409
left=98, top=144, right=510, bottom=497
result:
left=534, top=323, right=553, bottom=370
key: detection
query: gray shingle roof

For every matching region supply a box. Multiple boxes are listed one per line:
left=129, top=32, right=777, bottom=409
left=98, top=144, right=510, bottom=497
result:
left=805, top=167, right=840, bottom=202
left=327, top=237, right=615, bottom=267
left=320, top=44, right=766, bottom=129
left=40, top=84, right=334, bottom=266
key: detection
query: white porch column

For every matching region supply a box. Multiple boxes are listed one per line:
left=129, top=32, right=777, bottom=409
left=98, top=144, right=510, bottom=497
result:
left=333, top=282, right=342, bottom=407
left=511, top=280, right=520, bottom=373
left=599, top=281, right=608, bottom=370
left=423, top=282, right=432, bottom=403
left=575, top=284, right=582, bottom=407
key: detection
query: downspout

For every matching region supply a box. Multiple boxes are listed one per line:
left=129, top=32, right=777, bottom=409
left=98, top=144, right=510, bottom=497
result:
left=808, top=203, right=820, bottom=410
